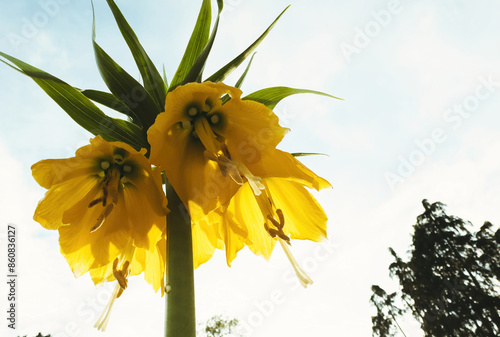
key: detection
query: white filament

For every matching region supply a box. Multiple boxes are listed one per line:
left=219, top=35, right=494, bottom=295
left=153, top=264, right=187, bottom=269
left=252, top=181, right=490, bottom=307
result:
left=94, top=283, right=121, bottom=331
left=279, top=239, right=313, bottom=288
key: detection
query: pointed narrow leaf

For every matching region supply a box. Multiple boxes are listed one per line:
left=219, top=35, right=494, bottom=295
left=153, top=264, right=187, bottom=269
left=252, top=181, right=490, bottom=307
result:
left=234, top=53, right=256, bottom=89
left=169, top=0, right=211, bottom=89
left=163, top=64, right=169, bottom=88
left=105, top=0, right=166, bottom=110
left=80, top=89, right=140, bottom=124
left=92, top=5, right=160, bottom=130
left=243, top=86, right=342, bottom=110
left=206, top=6, right=289, bottom=83
left=0, top=52, right=148, bottom=150
left=181, top=0, right=224, bottom=86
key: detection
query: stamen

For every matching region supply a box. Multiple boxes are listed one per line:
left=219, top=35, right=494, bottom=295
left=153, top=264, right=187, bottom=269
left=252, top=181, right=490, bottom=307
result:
left=112, top=258, right=130, bottom=290
left=90, top=204, right=114, bottom=232
left=181, top=120, right=192, bottom=130
left=187, top=106, right=198, bottom=116
left=94, top=251, right=132, bottom=331
left=102, top=185, right=108, bottom=207
left=88, top=198, right=103, bottom=208
left=279, top=239, right=313, bottom=288
left=210, top=114, right=220, bottom=124
left=265, top=209, right=291, bottom=244
left=194, top=117, right=219, bottom=154
left=94, top=282, right=121, bottom=331
left=100, top=161, right=110, bottom=170
left=238, top=164, right=265, bottom=195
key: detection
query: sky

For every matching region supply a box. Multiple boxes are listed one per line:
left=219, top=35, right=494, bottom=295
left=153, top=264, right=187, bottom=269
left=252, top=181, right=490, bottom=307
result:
left=1, top=0, right=500, bottom=336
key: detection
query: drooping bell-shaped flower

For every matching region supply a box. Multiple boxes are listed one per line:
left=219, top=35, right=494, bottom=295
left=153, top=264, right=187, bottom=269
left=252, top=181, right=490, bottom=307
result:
left=147, top=82, right=289, bottom=223
left=32, top=135, right=168, bottom=278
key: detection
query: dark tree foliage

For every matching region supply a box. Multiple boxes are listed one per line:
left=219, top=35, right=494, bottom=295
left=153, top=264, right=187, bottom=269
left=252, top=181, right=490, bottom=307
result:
left=198, top=315, right=242, bottom=337
left=371, top=200, right=500, bottom=337
left=370, top=285, right=406, bottom=337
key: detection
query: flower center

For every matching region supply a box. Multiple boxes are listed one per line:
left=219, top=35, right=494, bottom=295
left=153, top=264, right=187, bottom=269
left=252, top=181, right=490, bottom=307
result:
left=88, top=166, right=120, bottom=232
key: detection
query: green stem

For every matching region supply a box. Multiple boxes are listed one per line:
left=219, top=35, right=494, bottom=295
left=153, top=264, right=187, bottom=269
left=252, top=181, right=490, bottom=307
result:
left=165, top=182, right=196, bottom=337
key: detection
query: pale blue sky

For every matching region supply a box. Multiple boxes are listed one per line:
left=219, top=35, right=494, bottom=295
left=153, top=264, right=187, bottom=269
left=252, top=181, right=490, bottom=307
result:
left=1, top=1, right=500, bottom=336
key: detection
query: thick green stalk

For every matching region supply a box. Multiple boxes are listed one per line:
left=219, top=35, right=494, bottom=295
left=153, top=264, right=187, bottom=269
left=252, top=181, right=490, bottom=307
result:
left=165, top=182, right=195, bottom=337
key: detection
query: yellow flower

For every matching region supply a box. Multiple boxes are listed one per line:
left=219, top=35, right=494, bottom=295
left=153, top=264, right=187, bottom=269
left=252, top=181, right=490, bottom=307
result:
left=148, top=82, right=328, bottom=224
left=32, top=135, right=168, bottom=278
left=209, top=174, right=328, bottom=287
left=148, top=82, right=331, bottom=278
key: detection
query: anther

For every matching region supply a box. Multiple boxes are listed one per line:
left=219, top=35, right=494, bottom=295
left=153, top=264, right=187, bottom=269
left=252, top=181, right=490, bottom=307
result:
left=112, top=259, right=130, bottom=291
left=90, top=204, right=114, bottom=232
left=265, top=209, right=291, bottom=244
left=210, top=114, right=220, bottom=124
left=187, top=106, right=198, bottom=116
left=88, top=198, right=103, bottom=208
left=100, top=161, right=110, bottom=170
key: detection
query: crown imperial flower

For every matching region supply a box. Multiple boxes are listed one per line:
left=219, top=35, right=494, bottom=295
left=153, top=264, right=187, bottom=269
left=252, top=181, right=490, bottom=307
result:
left=32, top=135, right=168, bottom=279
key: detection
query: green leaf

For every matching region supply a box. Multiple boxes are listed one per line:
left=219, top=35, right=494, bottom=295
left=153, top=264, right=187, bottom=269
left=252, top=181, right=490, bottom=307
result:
left=105, top=0, right=167, bottom=110
left=92, top=4, right=160, bottom=130
left=163, top=64, right=169, bottom=88
left=169, top=0, right=212, bottom=90
left=291, top=152, right=328, bottom=157
left=206, top=6, right=289, bottom=83
left=243, top=86, right=342, bottom=109
left=80, top=89, right=140, bottom=124
left=181, top=0, right=224, bottom=86
left=0, top=52, right=149, bottom=150
left=234, top=53, right=256, bottom=89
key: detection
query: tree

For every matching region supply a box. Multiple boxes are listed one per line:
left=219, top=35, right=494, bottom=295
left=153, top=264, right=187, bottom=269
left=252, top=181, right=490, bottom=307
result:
left=371, top=200, right=500, bottom=337
left=198, top=315, right=243, bottom=337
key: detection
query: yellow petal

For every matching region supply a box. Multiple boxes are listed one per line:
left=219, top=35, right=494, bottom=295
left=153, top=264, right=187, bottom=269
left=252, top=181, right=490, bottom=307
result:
left=34, top=175, right=100, bottom=230
left=143, top=238, right=166, bottom=295
left=32, top=157, right=100, bottom=189
left=225, top=183, right=276, bottom=260
left=122, top=178, right=166, bottom=251
left=59, top=191, right=130, bottom=277
left=192, top=217, right=220, bottom=269
left=247, top=150, right=331, bottom=191
left=264, top=178, right=328, bottom=242
left=216, top=99, right=288, bottom=164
